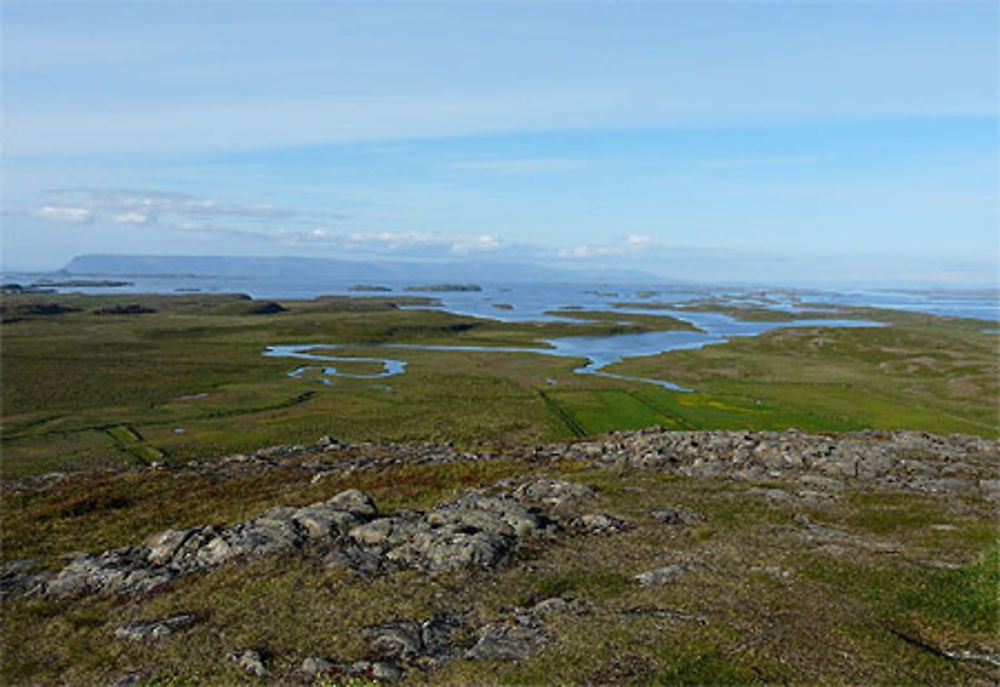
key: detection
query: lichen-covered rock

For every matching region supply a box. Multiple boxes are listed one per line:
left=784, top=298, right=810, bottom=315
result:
left=114, top=613, right=197, bottom=642
left=301, top=656, right=336, bottom=676
left=570, top=512, right=627, bottom=534
left=635, top=564, right=688, bottom=586
left=583, top=429, right=998, bottom=498
left=363, top=616, right=463, bottom=664
left=46, top=548, right=172, bottom=596
left=364, top=620, right=424, bottom=659
left=466, top=616, right=545, bottom=661
left=229, top=648, right=267, bottom=677
left=501, top=477, right=595, bottom=508
left=649, top=507, right=704, bottom=526
left=44, top=489, right=380, bottom=597
left=300, top=657, right=400, bottom=681
left=0, top=559, right=46, bottom=598
left=326, top=488, right=378, bottom=517
left=346, top=491, right=553, bottom=574
left=292, top=504, right=363, bottom=538
left=465, top=598, right=585, bottom=661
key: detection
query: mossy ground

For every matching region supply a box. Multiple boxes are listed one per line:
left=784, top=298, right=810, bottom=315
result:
left=2, top=458, right=997, bottom=685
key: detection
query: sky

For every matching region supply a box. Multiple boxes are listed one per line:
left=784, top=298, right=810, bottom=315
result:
left=2, top=1, right=997, bottom=286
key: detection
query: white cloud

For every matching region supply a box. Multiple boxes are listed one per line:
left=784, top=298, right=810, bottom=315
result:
left=344, top=231, right=435, bottom=251
left=451, top=234, right=502, bottom=253
left=556, top=244, right=625, bottom=259
left=558, top=234, right=662, bottom=258
left=111, top=211, right=149, bottom=224
left=45, top=187, right=296, bottom=220
left=35, top=205, right=92, bottom=223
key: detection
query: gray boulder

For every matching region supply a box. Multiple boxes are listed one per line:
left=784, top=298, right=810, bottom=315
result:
left=635, top=564, right=688, bottom=586
left=229, top=648, right=267, bottom=677
left=114, top=613, right=196, bottom=642
left=649, top=507, right=704, bottom=526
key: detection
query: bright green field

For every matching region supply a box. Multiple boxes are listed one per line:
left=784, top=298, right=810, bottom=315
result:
left=608, top=308, right=999, bottom=437
left=2, top=292, right=997, bottom=477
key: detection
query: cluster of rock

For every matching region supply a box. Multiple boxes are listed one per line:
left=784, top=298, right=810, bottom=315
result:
left=206, top=429, right=999, bottom=502
left=110, top=596, right=590, bottom=683
left=14, top=427, right=998, bottom=682
left=559, top=429, right=1000, bottom=499
left=295, top=597, right=588, bottom=681
left=21, top=429, right=996, bottom=505
left=29, top=477, right=597, bottom=599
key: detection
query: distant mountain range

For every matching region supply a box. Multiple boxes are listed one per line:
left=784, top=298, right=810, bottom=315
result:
left=61, top=254, right=660, bottom=284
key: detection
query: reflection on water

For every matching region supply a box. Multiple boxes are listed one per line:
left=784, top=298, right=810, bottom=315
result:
left=264, top=314, right=884, bottom=392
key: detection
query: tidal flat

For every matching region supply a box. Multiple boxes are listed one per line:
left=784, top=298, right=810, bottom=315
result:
left=1, top=291, right=997, bottom=478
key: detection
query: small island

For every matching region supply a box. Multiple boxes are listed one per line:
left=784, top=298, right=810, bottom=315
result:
left=34, top=279, right=134, bottom=288
left=348, top=285, right=392, bottom=292
left=404, top=284, right=482, bottom=292
left=93, top=303, right=157, bottom=315
left=1, top=283, right=56, bottom=294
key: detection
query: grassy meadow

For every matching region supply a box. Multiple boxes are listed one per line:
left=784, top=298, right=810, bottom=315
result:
left=2, top=292, right=998, bottom=478
left=2, top=291, right=998, bottom=685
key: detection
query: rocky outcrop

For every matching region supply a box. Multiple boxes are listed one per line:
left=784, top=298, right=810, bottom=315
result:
left=561, top=429, right=999, bottom=498
left=10, top=429, right=998, bottom=603
left=195, top=429, right=1000, bottom=502
left=36, top=478, right=593, bottom=598
left=18, top=429, right=996, bottom=502
left=466, top=597, right=587, bottom=661
left=301, top=597, right=589, bottom=681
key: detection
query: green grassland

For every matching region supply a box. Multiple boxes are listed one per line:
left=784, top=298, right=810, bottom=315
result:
left=1, top=293, right=696, bottom=477
left=2, top=292, right=999, bottom=685
left=544, top=309, right=701, bottom=330
left=2, top=293, right=998, bottom=478
left=607, top=308, right=999, bottom=437
left=611, top=299, right=844, bottom=321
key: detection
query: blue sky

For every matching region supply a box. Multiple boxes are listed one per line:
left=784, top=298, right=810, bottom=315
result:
left=2, top=1, right=997, bottom=285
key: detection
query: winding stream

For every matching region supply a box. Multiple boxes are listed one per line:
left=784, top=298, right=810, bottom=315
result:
left=264, top=314, right=884, bottom=392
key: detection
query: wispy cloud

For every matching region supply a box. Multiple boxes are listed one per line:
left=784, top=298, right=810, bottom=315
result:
left=557, top=233, right=663, bottom=259
left=35, top=205, right=92, bottom=223
left=626, top=234, right=653, bottom=246
left=31, top=188, right=340, bottom=244
left=451, top=234, right=503, bottom=254
left=556, top=244, right=626, bottom=259
left=110, top=211, right=150, bottom=225
left=332, top=230, right=506, bottom=256
left=44, top=188, right=297, bottom=220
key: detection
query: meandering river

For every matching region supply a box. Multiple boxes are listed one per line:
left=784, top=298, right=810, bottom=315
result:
left=264, top=313, right=884, bottom=391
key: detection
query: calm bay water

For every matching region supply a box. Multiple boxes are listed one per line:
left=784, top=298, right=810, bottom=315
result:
left=7, top=270, right=993, bottom=390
